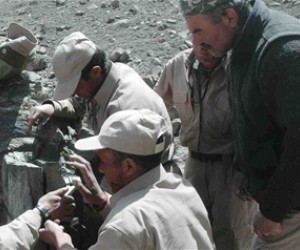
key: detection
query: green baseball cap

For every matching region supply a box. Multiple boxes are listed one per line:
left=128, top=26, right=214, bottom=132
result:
left=180, top=0, right=242, bottom=16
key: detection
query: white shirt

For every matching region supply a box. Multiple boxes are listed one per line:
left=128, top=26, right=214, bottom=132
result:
left=0, top=210, right=41, bottom=250
left=90, top=165, right=215, bottom=250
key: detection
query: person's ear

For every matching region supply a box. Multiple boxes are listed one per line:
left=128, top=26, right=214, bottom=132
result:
left=121, top=158, right=139, bottom=178
left=90, top=65, right=102, bottom=78
left=222, top=8, right=239, bottom=27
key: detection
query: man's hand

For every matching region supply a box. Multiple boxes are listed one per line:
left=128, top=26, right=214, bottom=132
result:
left=28, top=104, right=55, bottom=131
left=39, top=220, right=74, bottom=249
left=65, top=154, right=110, bottom=210
left=37, top=187, right=75, bottom=222
left=253, top=211, right=283, bottom=237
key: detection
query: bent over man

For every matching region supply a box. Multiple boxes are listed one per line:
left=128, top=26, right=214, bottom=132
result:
left=28, top=32, right=174, bottom=167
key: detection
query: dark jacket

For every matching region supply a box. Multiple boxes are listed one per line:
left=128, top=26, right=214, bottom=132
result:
left=228, top=0, right=300, bottom=222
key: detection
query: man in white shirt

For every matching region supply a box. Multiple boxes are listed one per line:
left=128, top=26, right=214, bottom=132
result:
left=0, top=187, right=74, bottom=250
left=39, top=109, right=215, bottom=250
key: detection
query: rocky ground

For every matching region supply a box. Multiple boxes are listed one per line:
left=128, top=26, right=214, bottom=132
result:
left=0, top=0, right=299, bottom=226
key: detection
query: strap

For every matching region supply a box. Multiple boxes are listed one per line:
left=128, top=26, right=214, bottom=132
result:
left=35, top=204, right=50, bottom=222
left=0, top=44, right=30, bottom=68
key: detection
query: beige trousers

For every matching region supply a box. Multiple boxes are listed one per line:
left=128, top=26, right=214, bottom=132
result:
left=185, top=155, right=258, bottom=250
left=253, top=210, right=300, bottom=250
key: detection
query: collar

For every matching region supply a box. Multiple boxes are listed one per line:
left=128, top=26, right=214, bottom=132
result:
left=231, top=0, right=267, bottom=62
left=110, top=164, right=167, bottom=208
left=92, top=61, right=120, bottom=106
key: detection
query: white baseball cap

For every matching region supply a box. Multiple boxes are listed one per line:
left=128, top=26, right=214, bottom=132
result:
left=75, top=109, right=166, bottom=156
left=52, top=32, right=96, bottom=101
left=0, top=22, right=38, bottom=80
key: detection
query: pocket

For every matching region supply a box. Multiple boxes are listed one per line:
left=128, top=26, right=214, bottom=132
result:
left=173, top=89, right=194, bottom=124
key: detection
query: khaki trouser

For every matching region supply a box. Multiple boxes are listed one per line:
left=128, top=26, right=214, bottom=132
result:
left=185, top=155, right=258, bottom=250
left=253, top=210, right=300, bottom=250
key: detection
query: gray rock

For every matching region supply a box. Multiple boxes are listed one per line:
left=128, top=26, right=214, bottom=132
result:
left=79, top=0, right=88, bottom=5
left=56, top=26, right=65, bottom=32
left=22, top=71, right=42, bottom=82
left=129, top=5, right=139, bottom=15
left=2, top=152, right=43, bottom=219
left=184, top=40, right=192, bottom=48
left=142, top=74, right=157, bottom=88
left=166, top=19, right=177, bottom=24
left=106, top=17, right=115, bottom=24
left=75, top=10, right=85, bottom=16
left=157, top=21, right=168, bottom=31
left=16, top=7, right=28, bottom=15
left=26, top=56, right=48, bottom=71
left=56, top=0, right=66, bottom=6
left=7, top=138, right=35, bottom=152
left=180, top=44, right=190, bottom=51
left=151, top=57, right=162, bottom=66
left=100, top=2, right=107, bottom=8
left=111, top=0, right=120, bottom=9
left=109, top=48, right=131, bottom=63
left=29, top=0, right=39, bottom=5
left=114, top=19, right=130, bottom=28
left=36, top=45, right=48, bottom=55
left=87, top=3, right=98, bottom=10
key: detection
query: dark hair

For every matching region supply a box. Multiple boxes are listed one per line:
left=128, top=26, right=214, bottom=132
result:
left=206, top=2, right=251, bottom=26
left=112, top=150, right=163, bottom=173
left=80, top=48, right=109, bottom=81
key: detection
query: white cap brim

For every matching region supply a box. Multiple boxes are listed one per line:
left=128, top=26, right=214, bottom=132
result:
left=53, top=73, right=81, bottom=101
left=75, top=135, right=105, bottom=151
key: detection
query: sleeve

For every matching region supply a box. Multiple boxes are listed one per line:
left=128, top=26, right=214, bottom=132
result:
left=154, top=59, right=176, bottom=108
left=154, top=57, right=180, bottom=122
left=0, top=210, right=41, bottom=250
left=258, top=37, right=300, bottom=222
left=43, top=96, right=86, bottom=120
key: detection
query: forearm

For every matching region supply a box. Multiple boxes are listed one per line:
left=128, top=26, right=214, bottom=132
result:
left=55, top=236, right=76, bottom=250
left=0, top=210, right=41, bottom=249
left=43, top=96, right=85, bottom=120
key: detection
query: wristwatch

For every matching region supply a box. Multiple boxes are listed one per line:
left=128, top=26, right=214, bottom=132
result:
left=35, top=204, right=50, bottom=222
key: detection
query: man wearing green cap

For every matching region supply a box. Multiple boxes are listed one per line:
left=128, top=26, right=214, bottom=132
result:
left=180, top=0, right=300, bottom=248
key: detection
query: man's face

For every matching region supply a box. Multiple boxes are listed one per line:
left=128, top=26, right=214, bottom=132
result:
left=96, top=149, right=126, bottom=193
left=193, top=45, right=222, bottom=70
left=72, top=66, right=103, bottom=99
left=73, top=77, right=97, bottom=99
left=186, top=11, right=235, bottom=58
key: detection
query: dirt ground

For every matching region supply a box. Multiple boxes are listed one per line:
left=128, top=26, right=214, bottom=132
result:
left=1, top=0, right=298, bottom=80
left=0, top=0, right=188, bottom=80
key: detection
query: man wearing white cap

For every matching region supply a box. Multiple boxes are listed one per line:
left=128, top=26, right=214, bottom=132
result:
left=28, top=31, right=174, bottom=169
left=38, top=109, right=215, bottom=250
